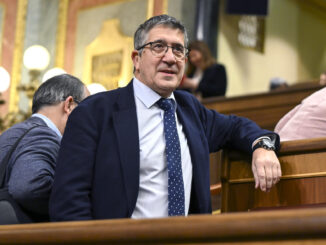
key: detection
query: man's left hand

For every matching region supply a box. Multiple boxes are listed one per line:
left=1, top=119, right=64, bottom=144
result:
left=251, top=148, right=282, bottom=192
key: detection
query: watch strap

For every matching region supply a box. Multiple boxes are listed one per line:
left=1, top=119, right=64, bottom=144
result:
left=252, top=137, right=276, bottom=152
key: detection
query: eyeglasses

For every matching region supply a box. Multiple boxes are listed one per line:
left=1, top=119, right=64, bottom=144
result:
left=73, top=98, right=81, bottom=105
left=62, top=97, right=80, bottom=104
left=137, top=41, right=188, bottom=60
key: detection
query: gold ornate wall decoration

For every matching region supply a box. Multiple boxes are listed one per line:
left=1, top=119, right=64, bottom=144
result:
left=83, top=18, right=133, bottom=89
left=55, top=0, right=167, bottom=74
left=0, top=2, right=5, bottom=63
left=146, top=0, right=168, bottom=18
left=91, top=50, right=123, bottom=90
left=55, top=0, right=69, bottom=68
left=9, top=0, right=28, bottom=113
left=55, top=0, right=168, bottom=82
left=147, top=0, right=154, bottom=18
left=162, top=0, right=168, bottom=14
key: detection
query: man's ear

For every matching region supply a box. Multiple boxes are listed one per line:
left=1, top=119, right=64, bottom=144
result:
left=63, top=96, right=74, bottom=114
left=131, top=50, right=140, bottom=71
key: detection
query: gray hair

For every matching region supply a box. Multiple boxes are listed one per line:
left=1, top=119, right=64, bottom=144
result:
left=134, top=14, right=188, bottom=53
left=32, top=74, right=86, bottom=114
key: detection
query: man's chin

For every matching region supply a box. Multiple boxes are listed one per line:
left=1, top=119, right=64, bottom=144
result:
left=155, top=83, right=179, bottom=97
left=159, top=74, right=177, bottom=81
left=158, top=74, right=182, bottom=83
left=160, top=79, right=180, bottom=88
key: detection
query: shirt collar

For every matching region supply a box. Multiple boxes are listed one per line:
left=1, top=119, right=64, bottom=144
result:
left=133, top=77, right=177, bottom=110
left=32, top=113, right=62, bottom=138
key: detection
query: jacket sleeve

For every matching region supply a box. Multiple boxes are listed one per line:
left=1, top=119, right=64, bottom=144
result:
left=8, top=126, right=60, bottom=216
left=190, top=94, right=279, bottom=153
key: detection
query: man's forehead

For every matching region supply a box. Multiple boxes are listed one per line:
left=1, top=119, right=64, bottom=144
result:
left=147, top=26, right=185, bottom=44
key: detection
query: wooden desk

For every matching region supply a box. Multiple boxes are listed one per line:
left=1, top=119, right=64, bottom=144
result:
left=203, top=83, right=322, bottom=130
left=205, top=83, right=323, bottom=210
left=221, top=137, right=326, bottom=212
left=1, top=208, right=326, bottom=244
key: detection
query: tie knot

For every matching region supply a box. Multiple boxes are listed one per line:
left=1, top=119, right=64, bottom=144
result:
left=157, top=98, right=175, bottom=112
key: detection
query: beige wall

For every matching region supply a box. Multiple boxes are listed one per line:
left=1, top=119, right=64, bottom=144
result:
left=218, top=0, right=326, bottom=96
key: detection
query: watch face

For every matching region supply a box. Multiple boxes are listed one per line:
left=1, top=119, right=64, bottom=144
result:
left=263, top=139, right=273, bottom=147
left=262, top=139, right=275, bottom=150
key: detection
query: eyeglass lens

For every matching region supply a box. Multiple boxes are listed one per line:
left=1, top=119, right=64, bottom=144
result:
left=150, top=41, right=186, bottom=59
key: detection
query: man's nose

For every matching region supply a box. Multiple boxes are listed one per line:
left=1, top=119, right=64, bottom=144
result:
left=162, top=47, right=176, bottom=63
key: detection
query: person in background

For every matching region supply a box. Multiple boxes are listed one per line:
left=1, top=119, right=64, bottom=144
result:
left=49, top=15, right=281, bottom=222
left=0, top=74, right=89, bottom=222
left=319, top=71, right=326, bottom=86
left=179, top=40, right=227, bottom=98
left=269, top=77, right=288, bottom=91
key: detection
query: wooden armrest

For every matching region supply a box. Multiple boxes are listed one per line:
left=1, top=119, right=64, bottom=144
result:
left=221, top=137, right=326, bottom=212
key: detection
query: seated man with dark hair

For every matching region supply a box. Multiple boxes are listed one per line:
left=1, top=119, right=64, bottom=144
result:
left=0, top=74, right=89, bottom=223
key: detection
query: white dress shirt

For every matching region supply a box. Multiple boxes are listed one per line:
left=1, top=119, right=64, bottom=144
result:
left=131, top=78, right=193, bottom=218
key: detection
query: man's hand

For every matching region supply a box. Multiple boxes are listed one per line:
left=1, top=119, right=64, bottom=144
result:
left=251, top=148, right=281, bottom=192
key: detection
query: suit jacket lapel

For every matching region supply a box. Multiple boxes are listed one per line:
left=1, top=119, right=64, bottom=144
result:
left=175, top=95, right=210, bottom=213
left=112, top=81, right=140, bottom=215
left=175, top=100, right=206, bottom=167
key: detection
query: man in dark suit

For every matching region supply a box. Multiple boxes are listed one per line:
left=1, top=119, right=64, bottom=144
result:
left=49, top=15, right=281, bottom=221
left=0, top=74, right=89, bottom=222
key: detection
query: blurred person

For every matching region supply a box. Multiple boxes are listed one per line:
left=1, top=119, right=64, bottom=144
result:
left=180, top=40, right=227, bottom=98
left=320, top=71, right=326, bottom=86
left=0, top=74, right=89, bottom=223
left=275, top=86, right=326, bottom=141
left=50, top=15, right=281, bottom=221
left=269, top=77, right=288, bottom=91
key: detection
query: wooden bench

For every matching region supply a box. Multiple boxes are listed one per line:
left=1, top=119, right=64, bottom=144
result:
left=205, top=82, right=323, bottom=210
left=1, top=207, right=326, bottom=244
left=221, top=137, right=326, bottom=212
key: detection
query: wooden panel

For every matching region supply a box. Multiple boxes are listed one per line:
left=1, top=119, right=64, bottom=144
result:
left=228, top=151, right=326, bottom=182
left=207, top=83, right=323, bottom=209
left=226, top=178, right=326, bottom=212
left=203, top=83, right=321, bottom=113
left=209, top=152, right=222, bottom=210
left=221, top=137, right=326, bottom=213
left=2, top=208, right=326, bottom=244
left=203, top=83, right=323, bottom=130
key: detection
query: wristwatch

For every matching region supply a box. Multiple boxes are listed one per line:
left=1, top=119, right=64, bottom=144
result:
left=252, top=138, right=276, bottom=152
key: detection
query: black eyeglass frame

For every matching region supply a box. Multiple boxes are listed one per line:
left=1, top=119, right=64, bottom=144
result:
left=60, top=97, right=81, bottom=105
left=136, top=41, right=189, bottom=60
left=73, top=98, right=81, bottom=104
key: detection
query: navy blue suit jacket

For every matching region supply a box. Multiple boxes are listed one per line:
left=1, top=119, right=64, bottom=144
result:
left=50, top=81, right=276, bottom=221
